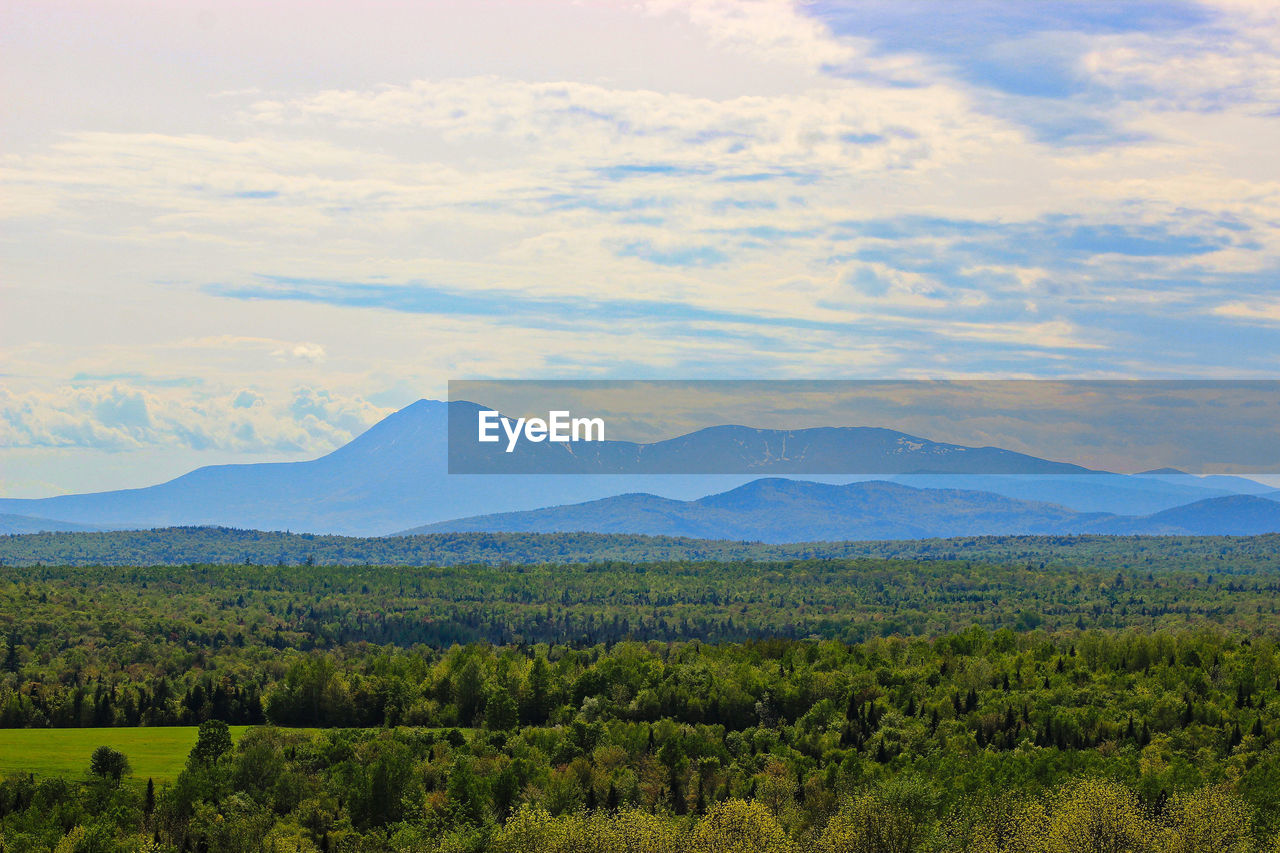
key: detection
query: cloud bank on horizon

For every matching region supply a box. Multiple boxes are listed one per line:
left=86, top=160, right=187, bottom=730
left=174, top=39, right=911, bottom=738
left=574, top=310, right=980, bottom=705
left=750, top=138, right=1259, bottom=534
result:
left=2, top=0, right=1279, bottom=495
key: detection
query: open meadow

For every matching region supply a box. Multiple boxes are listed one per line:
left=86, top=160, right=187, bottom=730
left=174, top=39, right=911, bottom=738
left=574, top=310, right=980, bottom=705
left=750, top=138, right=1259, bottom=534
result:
left=0, top=726, right=252, bottom=783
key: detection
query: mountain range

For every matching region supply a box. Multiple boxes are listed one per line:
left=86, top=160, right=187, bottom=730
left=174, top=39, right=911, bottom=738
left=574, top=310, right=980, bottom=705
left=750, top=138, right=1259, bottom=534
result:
left=403, top=478, right=1280, bottom=542
left=1, top=399, right=1276, bottom=538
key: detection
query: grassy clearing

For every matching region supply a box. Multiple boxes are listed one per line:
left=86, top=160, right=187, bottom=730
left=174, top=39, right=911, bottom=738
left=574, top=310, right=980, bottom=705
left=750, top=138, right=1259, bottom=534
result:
left=0, top=726, right=252, bottom=783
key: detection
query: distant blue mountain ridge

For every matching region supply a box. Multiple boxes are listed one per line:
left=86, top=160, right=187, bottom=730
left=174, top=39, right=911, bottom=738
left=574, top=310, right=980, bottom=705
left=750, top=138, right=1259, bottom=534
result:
left=0, top=399, right=1275, bottom=538
left=401, top=479, right=1280, bottom=542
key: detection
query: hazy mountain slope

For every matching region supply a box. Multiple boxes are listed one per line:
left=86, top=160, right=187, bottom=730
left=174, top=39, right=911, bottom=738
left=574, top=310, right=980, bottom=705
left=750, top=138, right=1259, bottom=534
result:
left=406, top=479, right=1101, bottom=542
left=1084, top=494, right=1280, bottom=536
left=0, top=514, right=102, bottom=534
left=880, top=473, right=1245, bottom=515
left=0, top=402, right=741, bottom=535
left=1134, top=469, right=1277, bottom=495
left=408, top=480, right=1280, bottom=542
left=463, top=421, right=1094, bottom=476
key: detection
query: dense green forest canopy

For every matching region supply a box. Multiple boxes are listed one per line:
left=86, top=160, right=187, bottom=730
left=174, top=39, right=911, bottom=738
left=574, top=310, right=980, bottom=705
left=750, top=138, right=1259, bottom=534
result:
left=3, top=627, right=1280, bottom=850
left=4, top=549, right=1280, bottom=850
left=3, top=527, right=1280, bottom=571
left=4, top=555, right=1280, bottom=664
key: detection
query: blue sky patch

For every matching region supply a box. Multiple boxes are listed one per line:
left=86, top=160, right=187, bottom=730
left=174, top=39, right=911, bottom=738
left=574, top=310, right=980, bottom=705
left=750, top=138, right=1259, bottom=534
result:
left=618, top=241, right=728, bottom=267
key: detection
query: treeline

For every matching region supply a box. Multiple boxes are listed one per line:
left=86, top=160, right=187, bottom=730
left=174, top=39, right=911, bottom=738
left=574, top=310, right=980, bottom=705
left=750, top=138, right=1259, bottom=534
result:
left=2, top=717, right=1278, bottom=852
left=2, top=526, right=1279, bottom=571
left=7, top=557, right=1280, bottom=663
left=0, top=673, right=266, bottom=728
left=8, top=558, right=1280, bottom=730
left=6, top=558, right=1280, bottom=731
left=4, top=631, right=1280, bottom=813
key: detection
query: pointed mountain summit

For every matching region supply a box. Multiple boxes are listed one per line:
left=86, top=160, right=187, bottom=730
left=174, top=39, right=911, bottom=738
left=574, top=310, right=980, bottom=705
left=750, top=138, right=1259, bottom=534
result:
left=0, top=401, right=727, bottom=535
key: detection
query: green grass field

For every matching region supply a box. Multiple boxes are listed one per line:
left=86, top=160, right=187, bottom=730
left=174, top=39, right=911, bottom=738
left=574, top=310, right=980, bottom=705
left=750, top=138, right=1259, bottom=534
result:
left=0, top=726, right=252, bottom=783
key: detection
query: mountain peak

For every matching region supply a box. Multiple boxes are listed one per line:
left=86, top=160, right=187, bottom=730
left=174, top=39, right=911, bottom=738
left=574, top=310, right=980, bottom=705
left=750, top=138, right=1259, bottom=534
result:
left=326, top=398, right=486, bottom=460
left=2, top=402, right=1269, bottom=537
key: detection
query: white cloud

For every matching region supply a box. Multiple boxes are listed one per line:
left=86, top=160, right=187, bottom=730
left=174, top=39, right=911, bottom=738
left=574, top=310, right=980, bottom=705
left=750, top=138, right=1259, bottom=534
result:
left=242, top=75, right=990, bottom=179
left=933, top=319, right=1104, bottom=350
left=1081, top=0, right=1280, bottom=113
left=274, top=342, right=326, bottom=362
left=1213, top=300, right=1280, bottom=324
left=643, top=0, right=859, bottom=71
left=0, top=383, right=390, bottom=454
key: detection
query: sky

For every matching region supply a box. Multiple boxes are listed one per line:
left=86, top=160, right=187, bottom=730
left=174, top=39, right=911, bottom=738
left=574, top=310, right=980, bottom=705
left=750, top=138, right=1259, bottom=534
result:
left=2, top=0, right=1280, bottom=496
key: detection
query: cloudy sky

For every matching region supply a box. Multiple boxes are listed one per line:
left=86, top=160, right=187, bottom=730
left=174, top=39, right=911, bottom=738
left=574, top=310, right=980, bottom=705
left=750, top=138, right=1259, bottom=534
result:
left=2, top=0, right=1279, bottom=496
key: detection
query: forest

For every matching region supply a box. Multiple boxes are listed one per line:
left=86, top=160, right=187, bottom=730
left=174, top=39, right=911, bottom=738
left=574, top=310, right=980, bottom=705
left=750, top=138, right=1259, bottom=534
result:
left=2, top=548, right=1280, bottom=850
left=4, top=527, right=1280, bottom=571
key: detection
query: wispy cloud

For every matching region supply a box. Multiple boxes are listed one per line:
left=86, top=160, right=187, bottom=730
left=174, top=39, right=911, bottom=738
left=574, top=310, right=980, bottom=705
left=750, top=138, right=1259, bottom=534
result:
left=203, top=276, right=855, bottom=332
left=0, top=383, right=388, bottom=454
left=1213, top=300, right=1280, bottom=324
